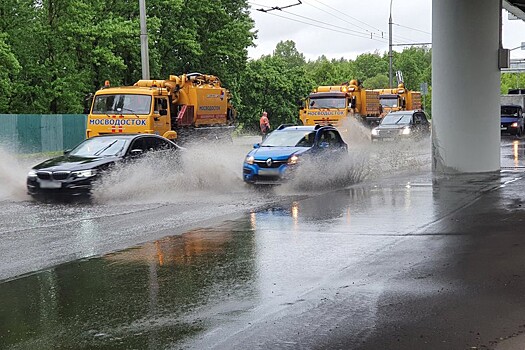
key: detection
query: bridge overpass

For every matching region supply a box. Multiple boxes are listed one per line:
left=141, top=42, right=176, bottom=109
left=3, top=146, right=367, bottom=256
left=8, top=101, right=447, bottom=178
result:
left=432, top=0, right=525, bottom=173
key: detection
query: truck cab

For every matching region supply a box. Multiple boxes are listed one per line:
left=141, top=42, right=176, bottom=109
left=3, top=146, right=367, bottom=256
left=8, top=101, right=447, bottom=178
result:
left=299, top=80, right=380, bottom=127
left=87, top=84, right=176, bottom=140
left=375, top=83, right=422, bottom=117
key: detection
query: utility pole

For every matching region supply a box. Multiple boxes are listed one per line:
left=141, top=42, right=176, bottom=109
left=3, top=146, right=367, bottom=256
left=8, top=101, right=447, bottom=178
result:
left=139, top=0, right=150, bottom=80
left=389, top=0, right=393, bottom=88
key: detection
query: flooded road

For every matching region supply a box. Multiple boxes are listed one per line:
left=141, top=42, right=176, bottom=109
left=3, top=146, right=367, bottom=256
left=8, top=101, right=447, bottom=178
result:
left=2, top=134, right=525, bottom=349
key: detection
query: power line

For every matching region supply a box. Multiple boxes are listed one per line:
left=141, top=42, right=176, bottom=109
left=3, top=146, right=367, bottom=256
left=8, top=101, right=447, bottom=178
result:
left=249, top=1, right=388, bottom=43
left=249, top=2, right=423, bottom=47
left=256, top=0, right=302, bottom=13
left=281, top=8, right=387, bottom=40
left=392, top=42, right=432, bottom=47
left=254, top=9, right=389, bottom=43
left=393, top=23, right=431, bottom=35
left=309, top=0, right=384, bottom=33
left=302, top=0, right=377, bottom=34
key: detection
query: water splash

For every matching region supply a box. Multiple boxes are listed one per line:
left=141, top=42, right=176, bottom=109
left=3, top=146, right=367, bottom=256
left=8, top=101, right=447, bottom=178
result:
left=0, top=147, right=37, bottom=202
left=92, top=139, right=253, bottom=204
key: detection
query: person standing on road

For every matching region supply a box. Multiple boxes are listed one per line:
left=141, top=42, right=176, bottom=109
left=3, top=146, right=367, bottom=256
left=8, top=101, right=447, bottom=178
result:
left=260, top=111, right=271, bottom=141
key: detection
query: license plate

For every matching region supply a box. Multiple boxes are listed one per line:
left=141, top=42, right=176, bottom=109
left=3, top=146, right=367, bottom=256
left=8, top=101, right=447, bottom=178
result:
left=39, top=180, right=62, bottom=189
left=258, top=168, right=280, bottom=176
left=501, top=127, right=507, bottom=130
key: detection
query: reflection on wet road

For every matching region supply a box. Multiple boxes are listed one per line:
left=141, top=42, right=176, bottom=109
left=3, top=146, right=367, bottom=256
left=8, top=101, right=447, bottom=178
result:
left=0, top=222, right=257, bottom=349
left=1, top=136, right=525, bottom=348
left=0, top=174, right=508, bottom=349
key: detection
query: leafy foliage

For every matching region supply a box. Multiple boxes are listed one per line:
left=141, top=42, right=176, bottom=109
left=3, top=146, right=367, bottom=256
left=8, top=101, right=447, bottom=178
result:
left=1, top=1, right=437, bottom=122
left=0, top=0, right=254, bottom=114
left=238, top=46, right=311, bottom=132
left=501, top=73, right=525, bottom=94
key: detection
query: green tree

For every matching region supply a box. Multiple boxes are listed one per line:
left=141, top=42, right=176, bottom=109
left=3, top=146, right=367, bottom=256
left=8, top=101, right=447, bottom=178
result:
left=353, top=52, right=388, bottom=82
left=501, top=73, right=525, bottom=94
left=393, top=46, right=431, bottom=90
left=0, top=33, right=20, bottom=112
left=238, top=42, right=311, bottom=131
left=303, top=56, right=357, bottom=92
left=363, top=74, right=389, bottom=89
left=1, top=0, right=255, bottom=114
left=273, top=40, right=305, bottom=68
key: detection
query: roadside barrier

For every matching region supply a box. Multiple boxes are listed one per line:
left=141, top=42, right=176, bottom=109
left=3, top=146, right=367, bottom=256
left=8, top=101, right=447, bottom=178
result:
left=0, top=114, right=87, bottom=153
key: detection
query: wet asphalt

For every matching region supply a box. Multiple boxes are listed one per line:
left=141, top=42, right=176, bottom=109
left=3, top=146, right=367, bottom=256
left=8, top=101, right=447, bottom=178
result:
left=2, top=137, right=525, bottom=349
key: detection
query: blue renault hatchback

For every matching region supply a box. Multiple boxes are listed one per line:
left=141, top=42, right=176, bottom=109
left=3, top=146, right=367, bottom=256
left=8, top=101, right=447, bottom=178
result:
left=242, top=124, right=348, bottom=184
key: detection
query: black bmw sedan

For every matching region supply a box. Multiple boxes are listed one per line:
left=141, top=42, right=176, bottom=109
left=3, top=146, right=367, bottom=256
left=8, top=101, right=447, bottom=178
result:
left=27, top=134, right=180, bottom=197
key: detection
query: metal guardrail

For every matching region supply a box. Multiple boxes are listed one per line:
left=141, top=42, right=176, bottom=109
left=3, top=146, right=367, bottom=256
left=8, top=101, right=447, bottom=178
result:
left=502, top=59, right=525, bottom=73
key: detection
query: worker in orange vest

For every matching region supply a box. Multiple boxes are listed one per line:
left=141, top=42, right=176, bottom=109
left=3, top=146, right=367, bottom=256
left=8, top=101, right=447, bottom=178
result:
left=259, top=111, right=271, bottom=141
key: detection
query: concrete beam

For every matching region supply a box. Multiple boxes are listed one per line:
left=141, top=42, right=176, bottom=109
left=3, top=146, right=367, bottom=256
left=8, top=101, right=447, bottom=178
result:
left=432, top=0, right=501, bottom=173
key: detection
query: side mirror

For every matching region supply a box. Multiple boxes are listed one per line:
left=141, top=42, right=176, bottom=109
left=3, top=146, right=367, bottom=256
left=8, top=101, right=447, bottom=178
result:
left=351, top=97, right=357, bottom=109
left=63, top=149, right=72, bottom=155
left=253, top=143, right=260, bottom=149
left=159, top=109, right=168, bottom=116
left=130, top=149, right=144, bottom=157
left=83, top=93, right=93, bottom=114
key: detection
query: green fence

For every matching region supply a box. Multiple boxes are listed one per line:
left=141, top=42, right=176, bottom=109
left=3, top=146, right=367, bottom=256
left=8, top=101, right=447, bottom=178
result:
left=0, top=114, right=87, bottom=154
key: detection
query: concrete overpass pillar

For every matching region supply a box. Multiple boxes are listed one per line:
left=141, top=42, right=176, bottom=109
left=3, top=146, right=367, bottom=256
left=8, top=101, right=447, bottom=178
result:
left=432, top=0, right=501, bottom=173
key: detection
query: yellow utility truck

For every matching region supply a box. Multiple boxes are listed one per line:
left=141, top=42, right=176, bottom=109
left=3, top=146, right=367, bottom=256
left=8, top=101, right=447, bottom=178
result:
left=375, top=83, right=422, bottom=116
left=86, top=73, right=235, bottom=141
left=299, top=80, right=381, bottom=127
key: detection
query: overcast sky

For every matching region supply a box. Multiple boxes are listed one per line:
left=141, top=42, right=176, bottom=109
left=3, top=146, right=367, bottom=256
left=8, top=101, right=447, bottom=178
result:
left=248, top=0, right=525, bottom=61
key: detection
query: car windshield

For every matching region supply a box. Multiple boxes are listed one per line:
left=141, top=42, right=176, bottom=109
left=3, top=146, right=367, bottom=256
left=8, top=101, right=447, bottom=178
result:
left=92, top=94, right=152, bottom=115
left=69, top=138, right=128, bottom=157
left=380, top=97, right=398, bottom=108
left=262, top=130, right=316, bottom=147
left=309, top=97, right=346, bottom=109
left=381, top=114, right=412, bottom=125
left=501, top=106, right=520, bottom=116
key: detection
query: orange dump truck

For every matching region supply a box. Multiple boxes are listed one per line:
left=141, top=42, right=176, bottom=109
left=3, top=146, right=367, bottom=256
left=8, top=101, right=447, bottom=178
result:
left=374, top=83, right=422, bottom=116
left=299, top=80, right=381, bottom=127
left=86, top=73, right=235, bottom=141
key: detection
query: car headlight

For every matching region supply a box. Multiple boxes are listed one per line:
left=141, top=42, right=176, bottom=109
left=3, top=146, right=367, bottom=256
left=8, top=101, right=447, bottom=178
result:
left=72, top=169, right=97, bottom=178
left=27, top=169, right=37, bottom=179
left=371, top=128, right=379, bottom=136
left=288, top=154, right=299, bottom=165
left=245, top=155, right=254, bottom=165
left=402, top=126, right=411, bottom=135
left=511, top=122, right=518, bottom=128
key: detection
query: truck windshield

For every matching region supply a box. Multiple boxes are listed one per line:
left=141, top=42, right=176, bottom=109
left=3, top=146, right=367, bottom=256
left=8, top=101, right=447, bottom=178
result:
left=309, top=98, right=346, bottom=109
left=92, top=94, right=152, bottom=115
left=501, top=106, right=520, bottom=117
left=379, top=97, right=398, bottom=108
